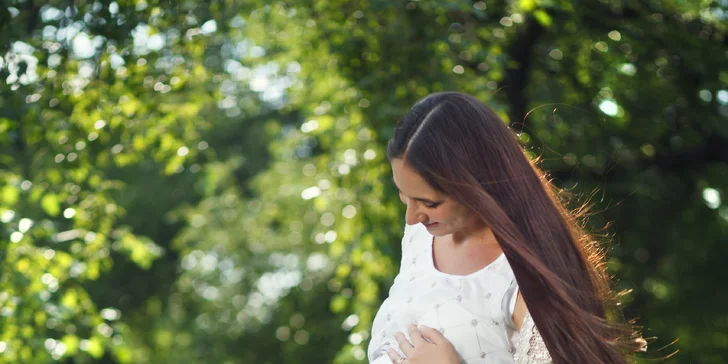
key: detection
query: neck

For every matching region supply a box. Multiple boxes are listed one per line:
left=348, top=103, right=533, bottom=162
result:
left=452, top=222, right=497, bottom=246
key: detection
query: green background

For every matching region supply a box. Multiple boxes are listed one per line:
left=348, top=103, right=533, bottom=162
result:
left=0, top=0, right=726, bottom=363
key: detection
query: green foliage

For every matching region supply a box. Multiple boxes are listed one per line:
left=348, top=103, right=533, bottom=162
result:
left=0, top=0, right=726, bottom=363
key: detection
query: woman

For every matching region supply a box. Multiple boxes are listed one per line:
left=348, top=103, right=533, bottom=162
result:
left=367, top=92, right=646, bottom=363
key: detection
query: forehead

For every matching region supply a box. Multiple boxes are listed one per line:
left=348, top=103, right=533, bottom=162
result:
left=390, top=159, right=437, bottom=195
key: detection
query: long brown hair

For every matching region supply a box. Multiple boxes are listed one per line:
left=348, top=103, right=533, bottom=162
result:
left=386, top=92, right=646, bottom=363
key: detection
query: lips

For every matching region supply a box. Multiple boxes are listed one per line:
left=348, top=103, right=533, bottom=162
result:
left=424, top=222, right=439, bottom=227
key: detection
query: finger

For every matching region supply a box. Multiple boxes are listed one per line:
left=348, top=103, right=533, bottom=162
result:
left=386, top=348, right=403, bottom=363
left=407, top=324, right=428, bottom=347
left=394, top=331, right=414, bottom=356
left=418, top=325, right=448, bottom=346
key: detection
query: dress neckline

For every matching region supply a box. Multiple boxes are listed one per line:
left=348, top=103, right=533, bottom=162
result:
left=424, top=226, right=505, bottom=279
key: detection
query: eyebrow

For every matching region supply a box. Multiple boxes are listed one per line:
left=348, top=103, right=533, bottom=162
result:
left=392, top=178, right=442, bottom=204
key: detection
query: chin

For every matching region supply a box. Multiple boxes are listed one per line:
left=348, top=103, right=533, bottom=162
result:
left=424, top=223, right=447, bottom=235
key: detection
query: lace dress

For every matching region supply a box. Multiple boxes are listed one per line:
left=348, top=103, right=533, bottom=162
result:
left=513, top=312, right=553, bottom=363
left=368, top=223, right=553, bottom=364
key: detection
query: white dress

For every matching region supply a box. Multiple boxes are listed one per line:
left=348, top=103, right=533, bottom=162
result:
left=368, top=223, right=552, bottom=364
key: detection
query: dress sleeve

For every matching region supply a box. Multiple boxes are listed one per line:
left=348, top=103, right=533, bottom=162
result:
left=395, top=223, right=414, bottom=275
left=513, top=311, right=553, bottom=364
left=401, top=223, right=413, bottom=252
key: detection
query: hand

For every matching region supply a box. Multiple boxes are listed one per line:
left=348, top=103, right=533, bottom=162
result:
left=387, top=324, right=460, bottom=364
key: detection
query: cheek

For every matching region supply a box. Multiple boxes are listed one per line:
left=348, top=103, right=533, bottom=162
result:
left=435, top=206, right=465, bottom=225
left=429, top=208, right=451, bottom=223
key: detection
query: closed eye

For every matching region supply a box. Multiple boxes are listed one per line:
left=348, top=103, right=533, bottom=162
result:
left=399, top=191, right=441, bottom=209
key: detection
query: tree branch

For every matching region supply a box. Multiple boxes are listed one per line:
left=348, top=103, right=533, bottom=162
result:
left=548, top=133, right=728, bottom=183
left=504, top=17, right=545, bottom=127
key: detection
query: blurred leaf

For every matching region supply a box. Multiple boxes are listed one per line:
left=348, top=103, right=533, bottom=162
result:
left=40, top=194, right=60, bottom=217
left=533, top=10, right=553, bottom=27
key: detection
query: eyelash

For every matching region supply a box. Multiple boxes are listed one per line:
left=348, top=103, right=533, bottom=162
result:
left=398, top=191, right=440, bottom=209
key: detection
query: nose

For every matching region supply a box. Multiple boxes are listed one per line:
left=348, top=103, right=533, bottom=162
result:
left=404, top=202, right=426, bottom=226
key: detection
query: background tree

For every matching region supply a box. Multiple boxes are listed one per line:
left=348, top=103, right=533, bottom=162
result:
left=0, top=0, right=726, bottom=363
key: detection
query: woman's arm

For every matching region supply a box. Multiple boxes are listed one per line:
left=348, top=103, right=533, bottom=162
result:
left=512, top=293, right=553, bottom=364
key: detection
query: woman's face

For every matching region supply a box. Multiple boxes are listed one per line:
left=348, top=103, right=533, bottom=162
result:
left=390, top=158, right=483, bottom=236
